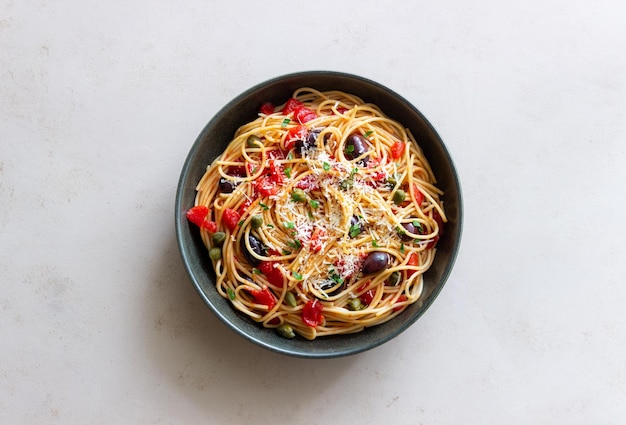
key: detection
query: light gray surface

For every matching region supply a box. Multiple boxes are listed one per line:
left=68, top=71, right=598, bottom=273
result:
left=2, top=1, right=625, bottom=423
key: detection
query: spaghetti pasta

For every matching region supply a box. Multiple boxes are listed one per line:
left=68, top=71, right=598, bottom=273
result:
left=187, top=88, right=446, bottom=340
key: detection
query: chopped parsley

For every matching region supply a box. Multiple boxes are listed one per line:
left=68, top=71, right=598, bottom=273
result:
left=349, top=224, right=362, bottom=238
left=284, top=167, right=292, bottom=178
left=227, top=288, right=236, bottom=300
left=372, top=239, right=380, bottom=247
left=293, top=271, right=303, bottom=280
left=284, top=221, right=295, bottom=229
left=281, top=118, right=291, bottom=127
left=260, top=202, right=269, bottom=210
left=364, top=130, right=374, bottom=138
left=309, top=199, right=320, bottom=209
left=323, top=162, right=331, bottom=171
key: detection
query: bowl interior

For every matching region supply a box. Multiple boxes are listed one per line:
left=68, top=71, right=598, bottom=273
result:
left=176, top=71, right=462, bottom=358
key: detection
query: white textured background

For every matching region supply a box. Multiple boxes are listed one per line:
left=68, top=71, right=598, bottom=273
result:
left=2, top=1, right=626, bottom=423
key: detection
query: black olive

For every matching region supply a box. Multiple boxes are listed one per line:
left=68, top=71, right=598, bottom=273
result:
left=240, top=233, right=267, bottom=266
left=295, top=129, right=321, bottom=155
left=362, top=251, right=390, bottom=274
left=317, top=279, right=345, bottom=297
left=345, top=133, right=370, bottom=165
left=401, top=221, right=418, bottom=241
left=219, top=177, right=238, bottom=193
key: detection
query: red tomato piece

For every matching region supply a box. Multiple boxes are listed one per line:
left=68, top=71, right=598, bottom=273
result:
left=254, top=175, right=279, bottom=197
left=295, top=174, right=319, bottom=191
left=284, top=125, right=308, bottom=151
left=222, top=208, right=240, bottom=232
left=282, top=98, right=304, bottom=115
left=260, top=102, right=275, bottom=115
left=310, top=227, right=325, bottom=253
left=406, top=252, right=419, bottom=278
left=412, top=183, right=424, bottom=206
left=426, top=209, right=444, bottom=249
left=391, top=141, right=406, bottom=159
left=247, top=287, right=276, bottom=310
left=186, top=206, right=217, bottom=232
left=237, top=198, right=253, bottom=216
left=259, top=261, right=284, bottom=287
left=361, top=289, right=375, bottom=306
left=302, top=299, right=323, bottom=328
left=295, top=106, right=317, bottom=124
left=393, top=295, right=408, bottom=312
left=268, top=160, right=285, bottom=185
left=267, top=149, right=286, bottom=160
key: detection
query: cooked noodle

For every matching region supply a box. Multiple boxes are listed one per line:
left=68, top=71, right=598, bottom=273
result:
left=189, top=88, right=446, bottom=340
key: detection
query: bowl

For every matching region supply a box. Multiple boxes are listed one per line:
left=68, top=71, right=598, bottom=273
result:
left=175, top=71, right=462, bottom=358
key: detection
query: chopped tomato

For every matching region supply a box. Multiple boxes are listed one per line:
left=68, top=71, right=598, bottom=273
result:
left=295, top=106, right=317, bottom=124
left=268, top=159, right=285, bottom=185
left=267, top=149, right=286, bottom=160
left=254, top=175, right=279, bottom=197
left=284, top=124, right=308, bottom=150
left=247, top=287, right=276, bottom=310
left=222, top=208, right=240, bottom=232
left=393, top=295, right=408, bottom=312
left=237, top=198, right=253, bottom=216
left=412, top=183, right=424, bottom=206
left=356, top=281, right=375, bottom=305
left=260, top=102, right=275, bottom=115
left=310, top=227, right=325, bottom=253
left=259, top=261, right=284, bottom=287
left=336, top=106, right=349, bottom=114
left=391, top=141, right=406, bottom=159
left=302, top=299, right=323, bottom=328
left=372, top=170, right=386, bottom=181
left=186, top=206, right=217, bottom=232
left=282, top=98, right=304, bottom=115
left=406, top=252, right=419, bottom=278
left=295, top=174, right=319, bottom=191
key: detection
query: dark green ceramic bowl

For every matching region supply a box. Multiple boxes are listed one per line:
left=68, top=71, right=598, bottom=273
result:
left=175, top=71, right=462, bottom=358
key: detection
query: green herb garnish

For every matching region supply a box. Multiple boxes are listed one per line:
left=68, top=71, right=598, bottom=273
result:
left=281, top=118, right=291, bottom=127
left=293, top=271, right=303, bottom=280
left=323, top=162, right=331, bottom=171
left=227, top=288, right=236, bottom=300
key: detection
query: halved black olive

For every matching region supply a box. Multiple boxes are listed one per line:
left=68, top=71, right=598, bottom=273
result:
left=240, top=233, right=267, bottom=266
left=219, top=177, right=238, bottom=193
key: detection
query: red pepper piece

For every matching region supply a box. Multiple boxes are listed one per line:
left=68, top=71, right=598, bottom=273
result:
left=186, top=206, right=217, bottom=232
left=222, top=208, right=240, bottom=232
left=412, top=183, right=424, bottom=206
left=302, top=299, right=323, bottom=328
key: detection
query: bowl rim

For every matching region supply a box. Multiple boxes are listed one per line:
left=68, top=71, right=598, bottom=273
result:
left=175, top=70, right=463, bottom=358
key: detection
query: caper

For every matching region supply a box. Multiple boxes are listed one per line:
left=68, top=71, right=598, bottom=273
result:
left=291, top=188, right=306, bottom=203
left=347, top=298, right=366, bottom=311
left=246, top=134, right=262, bottom=148
left=285, top=291, right=297, bottom=308
left=386, top=176, right=398, bottom=187
left=211, top=231, right=226, bottom=247
left=276, top=324, right=296, bottom=339
left=386, top=271, right=401, bottom=286
left=393, top=189, right=406, bottom=205
left=250, top=214, right=263, bottom=229
left=209, top=247, right=222, bottom=261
